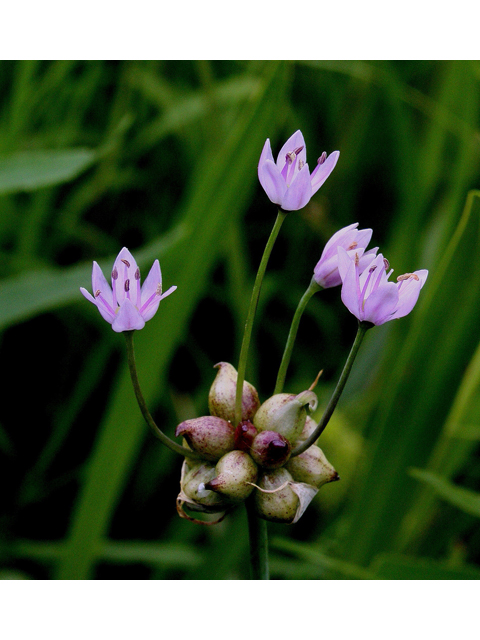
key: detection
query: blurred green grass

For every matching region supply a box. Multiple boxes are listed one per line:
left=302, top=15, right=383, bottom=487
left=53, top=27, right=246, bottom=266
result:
left=1, top=60, right=480, bottom=580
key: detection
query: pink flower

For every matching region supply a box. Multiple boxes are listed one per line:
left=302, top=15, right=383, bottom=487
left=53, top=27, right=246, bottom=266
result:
left=338, top=247, right=428, bottom=326
left=80, top=247, right=177, bottom=332
left=258, top=130, right=339, bottom=211
left=313, top=222, right=377, bottom=288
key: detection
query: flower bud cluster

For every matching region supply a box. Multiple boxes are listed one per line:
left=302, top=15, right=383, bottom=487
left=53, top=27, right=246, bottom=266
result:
left=176, top=362, right=338, bottom=524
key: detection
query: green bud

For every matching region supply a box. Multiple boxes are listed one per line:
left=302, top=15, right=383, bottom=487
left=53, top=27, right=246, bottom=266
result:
left=206, top=450, right=258, bottom=503
left=285, top=445, right=339, bottom=488
left=175, top=416, right=235, bottom=462
left=254, top=468, right=299, bottom=523
left=294, top=415, right=318, bottom=445
left=208, top=362, right=260, bottom=425
left=182, top=462, right=228, bottom=509
left=250, top=430, right=291, bottom=469
left=253, top=390, right=318, bottom=442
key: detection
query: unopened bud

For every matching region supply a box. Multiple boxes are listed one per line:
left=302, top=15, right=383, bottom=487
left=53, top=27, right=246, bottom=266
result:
left=208, top=362, right=260, bottom=424
left=175, top=416, right=235, bottom=462
left=206, top=450, right=258, bottom=503
left=254, top=468, right=299, bottom=523
left=253, top=390, right=318, bottom=442
left=294, top=415, right=318, bottom=445
left=285, top=445, right=339, bottom=487
left=250, top=430, right=291, bottom=469
left=234, top=420, right=258, bottom=452
left=182, top=462, right=228, bottom=509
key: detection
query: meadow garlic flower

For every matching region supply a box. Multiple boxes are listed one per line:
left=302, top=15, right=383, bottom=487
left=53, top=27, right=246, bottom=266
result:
left=258, top=130, right=339, bottom=211
left=338, top=247, right=428, bottom=325
left=80, top=247, right=176, bottom=332
left=313, top=222, right=377, bottom=288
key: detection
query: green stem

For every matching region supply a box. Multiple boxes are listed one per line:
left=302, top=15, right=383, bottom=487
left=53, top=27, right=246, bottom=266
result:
left=291, top=321, right=371, bottom=457
left=235, top=209, right=287, bottom=425
left=246, top=498, right=269, bottom=579
left=274, top=276, right=321, bottom=395
left=124, top=331, right=203, bottom=460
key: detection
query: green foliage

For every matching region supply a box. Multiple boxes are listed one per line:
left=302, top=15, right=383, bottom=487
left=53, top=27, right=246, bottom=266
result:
left=1, top=60, right=480, bottom=579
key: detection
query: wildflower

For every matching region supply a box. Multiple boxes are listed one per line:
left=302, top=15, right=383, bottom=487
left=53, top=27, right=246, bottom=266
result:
left=258, top=130, right=339, bottom=211
left=313, top=222, right=377, bottom=288
left=338, top=247, right=428, bottom=325
left=80, top=247, right=176, bottom=332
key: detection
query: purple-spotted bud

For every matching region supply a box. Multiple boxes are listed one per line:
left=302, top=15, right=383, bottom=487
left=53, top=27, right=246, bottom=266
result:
left=294, top=415, right=318, bottom=445
left=286, top=445, right=339, bottom=488
left=250, top=430, right=291, bottom=469
left=175, top=416, right=235, bottom=462
left=234, top=420, right=258, bottom=452
left=182, top=462, right=228, bottom=509
left=253, top=390, right=318, bottom=442
left=205, top=450, right=258, bottom=503
left=208, top=362, right=260, bottom=424
left=254, top=468, right=299, bottom=523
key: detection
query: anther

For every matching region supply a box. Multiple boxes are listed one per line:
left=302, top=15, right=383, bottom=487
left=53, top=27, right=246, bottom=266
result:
left=121, top=259, right=130, bottom=268
left=111, top=267, right=118, bottom=280
left=298, top=159, right=305, bottom=170
left=369, top=265, right=377, bottom=273
left=94, top=289, right=101, bottom=297
left=155, top=283, right=162, bottom=296
left=135, top=268, right=140, bottom=280
left=317, top=152, right=327, bottom=165
left=383, top=258, right=390, bottom=271
left=293, top=146, right=304, bottom=156
left=124, top=279, right=130, bottom=292
left=354, top=252, right=360, bottom=266
left=397, top=273, right=419, bottom=282
left=286, top=151, right=296, bottom=165
left=347, top=241, right=358, bottom=250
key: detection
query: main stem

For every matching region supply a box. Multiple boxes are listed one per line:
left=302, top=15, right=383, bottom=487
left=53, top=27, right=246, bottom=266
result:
left=124, top=331, right=202, bottom=460
left=291, top=321, right=370, bottom=457
left=274, top=277, right=321, bottom=395
left=246, top=498, right=269, bottom=579
left=235, top=209, right=287, bottom=426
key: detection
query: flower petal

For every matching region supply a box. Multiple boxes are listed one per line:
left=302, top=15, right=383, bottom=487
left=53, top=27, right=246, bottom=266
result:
left=92, top=262, right=113, bottom=307
left=258, top=159, right=287, bottom=206
left=112, top=298, right=145, bottom=333
left=310, top=150, right=340, bottom=194
left=339, top=248, right=362, bottom=320
left=389, top=270, right=428, bottom=321
left=281, top=163, right=312, bottom=211
left=276, top=130, right=306, bottom=170
left=363, top=281, right=399, bottom=325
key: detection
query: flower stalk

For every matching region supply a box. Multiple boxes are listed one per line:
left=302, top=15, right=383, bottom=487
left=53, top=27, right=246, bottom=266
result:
left=235, top=209, right=287, bottom=426
left=274, top=277, right=321, bottom=395
left=124, top=331, right=203, bottom=460
left=246, top=497, right=270, bottom=579
left=291, top=321, right=370, bottom=457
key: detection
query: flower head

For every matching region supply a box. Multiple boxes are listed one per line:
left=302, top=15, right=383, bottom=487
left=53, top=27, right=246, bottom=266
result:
left=80, top=247, right=177, bottom=332
left=258, top=130, right=339, bottom=211
left=313, top=222, right=377, bottom=288
left=338, top=247, right=428, bottom=326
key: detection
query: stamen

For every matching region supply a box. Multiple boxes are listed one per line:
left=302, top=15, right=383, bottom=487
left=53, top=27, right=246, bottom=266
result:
left=317, top=152, right=327, bottom=165
left=347, top=241, right=358, bottom=250
left=111, top=268, right=118, bottom=280
left=293, top=145, right=304, bottom=156
left=94, top=289, right=101, bottom=297
left=397, top=273, right=419, bottom=282
left=369, top=265, right=377, bottom=273
left=124, top=279, right=130, bottom=292
left=383, top=258, right=390, bottom=271
left=354, top=252, right=360, bottom=266
left=298, top=159, right=305, bottom=170
left=121, top=259, right=130, bottom=268
left=285, top=151, right=295, bottom=165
